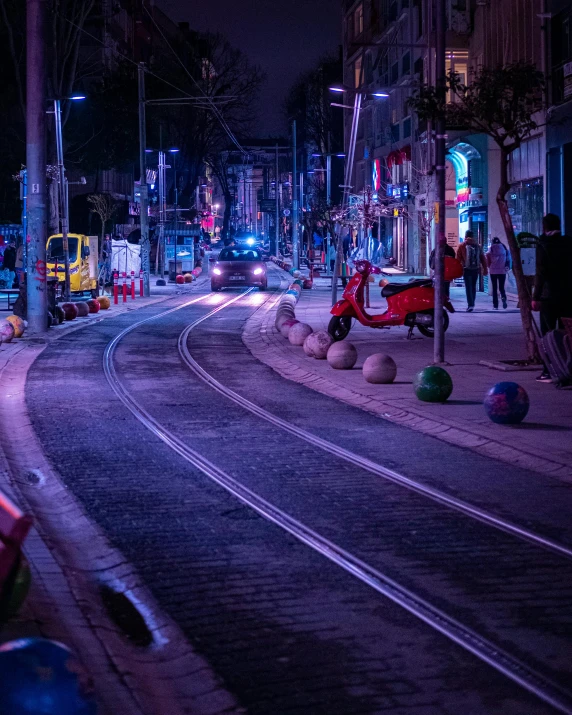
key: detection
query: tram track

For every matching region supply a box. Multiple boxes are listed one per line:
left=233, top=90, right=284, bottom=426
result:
left=103, top=281, right=572, bottom=714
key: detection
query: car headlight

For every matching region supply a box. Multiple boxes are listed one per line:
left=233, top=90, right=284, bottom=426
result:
left=246, top=237, right=256, bottom=246
left=213, top=267, right=222, bottom=275
left=253, top=267, right=264, bottom=275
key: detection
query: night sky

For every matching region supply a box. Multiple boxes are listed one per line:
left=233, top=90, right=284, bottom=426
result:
left=156, top=0, right=341, bottom=136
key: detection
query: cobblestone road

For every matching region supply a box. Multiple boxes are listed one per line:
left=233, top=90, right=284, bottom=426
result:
left=24, top=275, right=572, bottom=714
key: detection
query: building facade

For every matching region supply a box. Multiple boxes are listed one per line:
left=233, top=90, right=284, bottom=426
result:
left=342, top=0, right=570, bottom=274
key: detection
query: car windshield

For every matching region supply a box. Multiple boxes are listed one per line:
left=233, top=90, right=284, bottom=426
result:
left=47, top=237, right=79, bottom=263
left=219, top=248, right=261, bottom=261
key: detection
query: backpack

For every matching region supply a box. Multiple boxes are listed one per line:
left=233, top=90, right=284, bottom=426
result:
left=533, top=317, right=572, bottom=388
left=464, top=243, right=479, bottom=270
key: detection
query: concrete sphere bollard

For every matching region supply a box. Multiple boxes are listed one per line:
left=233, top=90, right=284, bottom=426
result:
left=86, top=299, right=100, bottom=314
left=288, top=322, right=313, bottom=346
left=281, top=294, right=297, bottom=306
left=327, top=341, right=358, bottom=369
left=184, top=273, right=194, bottom=283
left=61, top=303, right=79, bottom=321
left=276, top=312, right=296, bottom=331
left=6, top=315, right=25, bottom=338
left=362, top=353, right=397, bottom=384
left=304, top=330, right=334, bottom=359
left=96, top=295, right=110, bottom=310
left=0, top=319, right=15, bottom=342
left=279, top=318, right=299, bottom=338
left=75, top=302, right=90, bottom=317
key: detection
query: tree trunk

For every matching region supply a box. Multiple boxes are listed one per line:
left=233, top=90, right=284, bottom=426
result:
left=496, top=148, right=540, bottom=363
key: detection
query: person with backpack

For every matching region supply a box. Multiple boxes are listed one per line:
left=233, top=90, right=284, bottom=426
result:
left=456, top=230, right=488, bottom=312
left=532, top=213, right=572, bottom=383
left=486, top=237, right=510, bottom=309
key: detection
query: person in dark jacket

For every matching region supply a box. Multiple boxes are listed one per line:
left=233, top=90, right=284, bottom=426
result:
left=486, top=237, right=510, bottom=309
left=456, top=230, right=488, bottom=311
left=532, top=213, right=572, bottom=382
left=2, top=239, right=16, bottom=271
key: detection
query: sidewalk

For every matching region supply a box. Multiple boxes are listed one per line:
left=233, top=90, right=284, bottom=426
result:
left=244, top=274, right=572, bottom=482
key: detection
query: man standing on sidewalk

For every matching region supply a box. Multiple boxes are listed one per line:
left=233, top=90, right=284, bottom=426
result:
left=456, top=230, right=488, bottom=312
left=532, top=213, right=572, bottom=382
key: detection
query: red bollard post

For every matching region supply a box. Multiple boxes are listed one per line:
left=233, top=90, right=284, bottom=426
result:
left=113, top=271, right=119, bottom=305
left=122, top=272, right=127, bottom=303
left=131, top=271, right=135, bottom=300
left=139, top=270, right=144, bottom=297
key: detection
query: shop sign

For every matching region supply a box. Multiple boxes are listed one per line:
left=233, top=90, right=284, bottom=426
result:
left=386, top=183, right=409, bottom=199
left=372, top=159, right=381, bottom=192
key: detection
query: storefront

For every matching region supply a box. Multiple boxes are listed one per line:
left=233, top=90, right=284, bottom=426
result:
left=384, top=146, right=412, bottom=270
left=446, top=142, right=486, bottom=250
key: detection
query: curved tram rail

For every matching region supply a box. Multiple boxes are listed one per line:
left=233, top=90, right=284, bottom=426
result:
left=103, top=284, right=572, bottom=715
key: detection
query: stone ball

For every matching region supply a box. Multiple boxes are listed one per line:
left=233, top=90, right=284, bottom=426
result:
left=281, top=293, right=297, bottom=306
left=175, top=274, right=185, bottom=285
left=96, top=296, right=110, bottom=310
left=276, top=312, right=296, bottom=331
left=61, top=303, right=78, bottom=321
left=303, top=334, right=315, bottom=356
left=0, top=319, right=15, bottom=342
left=304, top=330, right=334, bottom=359
left=327, top=341, right=358, bottom=369
left=279, top=318, right=299, bottom=338
left=362, top=353, right=397, bottom=384
left=184, top=273, right=194, bottom=283
left=86, top=299, right=100, bottom=314
left=288, top=322, right=313, bottom=346
left=6, top=315, right=25, bottom=338
left=75, top=302, right=90, bottom=317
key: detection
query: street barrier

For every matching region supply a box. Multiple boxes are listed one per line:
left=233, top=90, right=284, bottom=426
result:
left=122, top=272, right=127, bottom=303
left=131, top=271, right=135, bottom=300
left=139, top=270, right=144, bottom=298
left=113, top=271, right=119, bottom=305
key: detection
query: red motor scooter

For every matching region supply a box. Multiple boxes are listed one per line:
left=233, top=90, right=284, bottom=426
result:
left=328, top=258, right=463, bottom=341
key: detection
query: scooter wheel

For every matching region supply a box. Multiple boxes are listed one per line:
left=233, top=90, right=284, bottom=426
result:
left=328, top=315, right=352, bottom=341
left=417, top=309, right=450, bottom=338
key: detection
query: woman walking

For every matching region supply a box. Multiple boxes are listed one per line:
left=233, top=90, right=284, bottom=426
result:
left=486, top=237, right=510, bottom=309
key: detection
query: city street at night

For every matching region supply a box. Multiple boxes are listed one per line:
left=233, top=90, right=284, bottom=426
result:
left=1, top=0, right=572, bottom=713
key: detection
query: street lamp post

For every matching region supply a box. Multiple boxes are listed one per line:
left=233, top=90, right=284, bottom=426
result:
left=53, top=94, right=85, bottom=302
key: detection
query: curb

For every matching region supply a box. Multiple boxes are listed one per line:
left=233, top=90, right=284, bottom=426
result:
left=243, top=286, right=572, bottom=484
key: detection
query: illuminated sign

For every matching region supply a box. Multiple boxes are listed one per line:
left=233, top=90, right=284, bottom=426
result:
left=372, top=159, right=381, bottom=192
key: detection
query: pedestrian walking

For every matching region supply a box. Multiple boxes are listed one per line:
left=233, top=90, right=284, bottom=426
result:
left=456, top=230, right=488, bottom=312
left=486, top=237, right=510, bottom=309
left=531, top=213, right=572, bottom=382
left=429, top=242, right=455, bottom=298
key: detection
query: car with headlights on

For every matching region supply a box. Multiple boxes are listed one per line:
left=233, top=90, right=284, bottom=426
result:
left=210, top=247, right=267, bottom=291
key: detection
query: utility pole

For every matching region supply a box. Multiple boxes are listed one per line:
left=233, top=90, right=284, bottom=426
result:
left=326, top=153, right=332, bottom=206
left=433, top=0, right=447, bottom=364
left=26, top=0, right=48, bottom=333
left=292, top=120, right=299, bottom=269
left=157, top=150, right=166, bottom=276
left=275, top=143, right=280, bottom=258
left=138, top=63, right=150, bottom=297
left=54, top=100, right=70, bottom=301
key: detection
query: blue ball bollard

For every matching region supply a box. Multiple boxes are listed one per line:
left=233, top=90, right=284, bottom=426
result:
left=0, top=638, right=97, bottom=714
left=484, top=382, right=530, bottom=425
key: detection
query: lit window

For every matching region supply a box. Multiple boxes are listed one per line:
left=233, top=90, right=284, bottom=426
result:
left=354, top=4, right=364, bottom=37
left=354, top=56, right=363, bottom=88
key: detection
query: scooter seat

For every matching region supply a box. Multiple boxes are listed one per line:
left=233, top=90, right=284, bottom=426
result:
left=381, top=279, right=432, bottom=298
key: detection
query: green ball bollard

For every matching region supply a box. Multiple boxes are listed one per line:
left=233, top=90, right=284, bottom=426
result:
left=413, top=366, right=453, bottom=403
left=2, top=553, right=32, bottom=619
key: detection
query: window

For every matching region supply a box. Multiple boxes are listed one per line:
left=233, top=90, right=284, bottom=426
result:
left=445, top=50, right=468, bottom=102
left=354, top=3, right=364, bottom=37
left=414, top=57, right=424, bottom=79
left=391, top=62, right=399, bottom=84
left=390, top=123, right=400, bottom=143
left=354, top=56, right=363, bottom=88
left=403, top=117, right=411, bottom=139
left=402, top=52, right=411, bottom=75
left=365, top=52, right=374, bottom=84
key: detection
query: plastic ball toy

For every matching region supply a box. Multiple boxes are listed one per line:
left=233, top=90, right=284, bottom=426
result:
left=413, top=366, right=453, bottom=402
left=484, top=382, right=529, bottom=424
left=0, top=638, right=96, bottom=714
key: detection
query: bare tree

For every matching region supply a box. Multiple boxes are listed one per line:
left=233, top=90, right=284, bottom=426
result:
left=410, top=62, right=545, bottom=361
left=87, top=193, right=118, bottom=260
